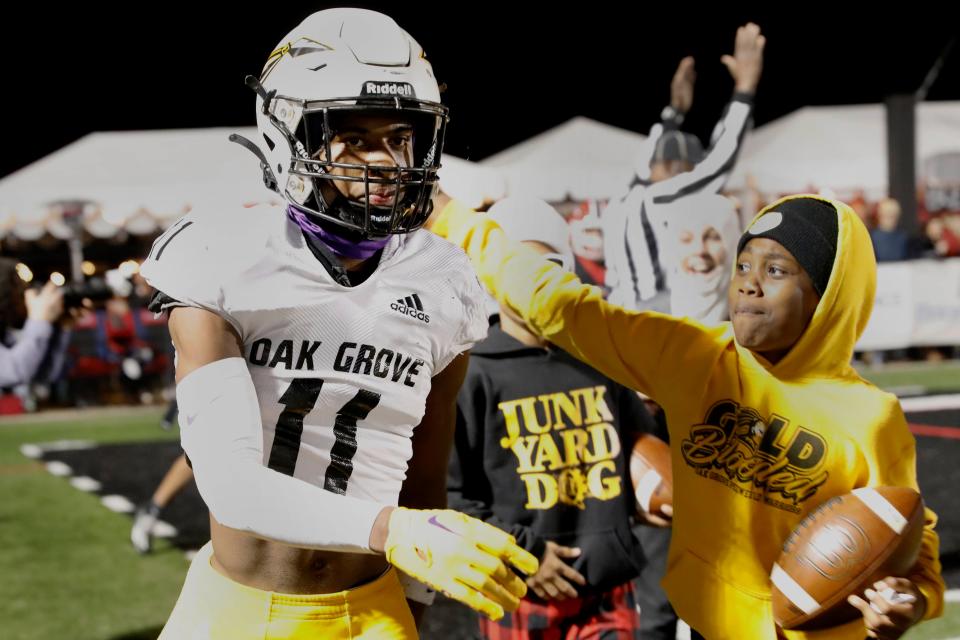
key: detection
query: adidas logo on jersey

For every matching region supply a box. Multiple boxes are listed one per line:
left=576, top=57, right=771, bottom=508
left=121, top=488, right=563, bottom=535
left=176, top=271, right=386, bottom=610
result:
left=390, top=294, right=430, bottom=324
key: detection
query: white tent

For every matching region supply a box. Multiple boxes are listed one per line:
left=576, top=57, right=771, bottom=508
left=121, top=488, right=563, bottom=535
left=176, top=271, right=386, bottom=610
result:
left=481, top=117, right=646, bottom=201
left=0, top=127, right=492, bottom=239
left=728, top=101, right=960, bottom=198
left=0, top=127, right=272, bottom=240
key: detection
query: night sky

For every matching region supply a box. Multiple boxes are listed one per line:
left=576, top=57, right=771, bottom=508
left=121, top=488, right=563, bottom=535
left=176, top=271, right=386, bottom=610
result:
left=3, top=3, right=957, bottom=179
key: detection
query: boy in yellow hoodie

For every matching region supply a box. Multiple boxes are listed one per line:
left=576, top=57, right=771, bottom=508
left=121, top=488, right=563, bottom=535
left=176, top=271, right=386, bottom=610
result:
left=430, top=194, right=943, bottom=640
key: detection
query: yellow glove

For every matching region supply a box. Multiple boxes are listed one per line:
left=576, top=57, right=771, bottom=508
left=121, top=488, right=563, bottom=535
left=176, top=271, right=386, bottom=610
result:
left=384, top=507, right=539, bottom=620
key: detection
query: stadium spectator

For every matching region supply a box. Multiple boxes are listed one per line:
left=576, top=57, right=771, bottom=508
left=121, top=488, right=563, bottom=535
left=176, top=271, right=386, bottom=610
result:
left=568, top=205, right=607, bottom=290
left=925, top=213, right=960, bottom=258
left=603, top=24, right=763, bottom=313
left=432, top=193, right=945, bottom=639
left=661, top=193, right=741, bottom=325
left=448, top=197, right=659, bottom=640
left=0, top=258, right=71, bottom=389
left=871, top=198, right=911, bottom=262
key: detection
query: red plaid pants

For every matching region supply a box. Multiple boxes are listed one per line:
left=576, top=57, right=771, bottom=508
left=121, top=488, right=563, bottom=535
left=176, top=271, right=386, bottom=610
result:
left=478, top=582, right=641, bottom=640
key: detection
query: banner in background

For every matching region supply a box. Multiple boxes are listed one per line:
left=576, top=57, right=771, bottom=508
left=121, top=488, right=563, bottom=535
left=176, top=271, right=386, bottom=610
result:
left=858, top=258, right=960, bottom=350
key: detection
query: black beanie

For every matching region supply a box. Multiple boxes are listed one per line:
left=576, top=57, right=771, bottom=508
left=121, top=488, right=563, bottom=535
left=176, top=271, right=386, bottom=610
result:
left=653, top=130, right=704, bottom=165
left=736, top=197, right=839, bottom=296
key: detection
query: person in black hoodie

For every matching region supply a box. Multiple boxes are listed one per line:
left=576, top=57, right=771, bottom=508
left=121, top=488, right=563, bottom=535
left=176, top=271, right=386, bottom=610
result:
left=447, top=198, right=660, bottom=640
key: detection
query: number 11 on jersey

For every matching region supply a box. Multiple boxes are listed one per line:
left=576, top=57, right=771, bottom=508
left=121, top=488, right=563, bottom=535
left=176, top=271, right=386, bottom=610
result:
left=267, top=378, right=381, bottom=495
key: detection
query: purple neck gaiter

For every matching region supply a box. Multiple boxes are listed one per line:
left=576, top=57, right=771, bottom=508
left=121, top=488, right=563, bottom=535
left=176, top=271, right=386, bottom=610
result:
left=287, top=204, right=389, bottom=260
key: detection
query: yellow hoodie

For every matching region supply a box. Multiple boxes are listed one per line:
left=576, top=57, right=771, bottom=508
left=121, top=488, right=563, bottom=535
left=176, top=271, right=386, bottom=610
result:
left=432, top=195, right=943, bottom=640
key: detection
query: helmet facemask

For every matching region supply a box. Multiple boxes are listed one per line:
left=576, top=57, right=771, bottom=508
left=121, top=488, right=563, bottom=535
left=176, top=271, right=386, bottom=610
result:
left=270, top=96, right=448, bottom=238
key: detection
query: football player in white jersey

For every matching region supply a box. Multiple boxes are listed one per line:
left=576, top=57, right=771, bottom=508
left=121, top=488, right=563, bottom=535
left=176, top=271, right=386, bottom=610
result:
left=140, top=9, right=537, bottom=639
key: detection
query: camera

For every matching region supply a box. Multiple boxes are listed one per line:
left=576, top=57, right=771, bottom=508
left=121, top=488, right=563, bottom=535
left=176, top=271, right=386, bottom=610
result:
left=62, top=278, right=114, bottom=308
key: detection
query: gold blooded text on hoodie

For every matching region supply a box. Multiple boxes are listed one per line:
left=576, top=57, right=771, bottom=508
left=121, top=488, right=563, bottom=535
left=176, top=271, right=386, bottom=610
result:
left=432, top=196, right=944, bottom=640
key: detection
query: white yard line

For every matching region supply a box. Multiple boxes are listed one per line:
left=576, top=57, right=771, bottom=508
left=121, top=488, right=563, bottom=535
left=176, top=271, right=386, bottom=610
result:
left=900, top=394, right=960, bottom=413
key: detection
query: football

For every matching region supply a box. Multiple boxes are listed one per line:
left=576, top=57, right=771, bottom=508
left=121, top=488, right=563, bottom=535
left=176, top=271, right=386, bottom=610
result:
left=629, top=433, right=673, bottom=519
left=771, top=486, right=925, bottom=630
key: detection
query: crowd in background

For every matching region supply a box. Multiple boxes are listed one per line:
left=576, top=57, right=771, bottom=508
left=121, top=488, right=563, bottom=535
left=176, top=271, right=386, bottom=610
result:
left=0, top=263, right=174, bottom=415
left=2, top=179, right=958, bottom=416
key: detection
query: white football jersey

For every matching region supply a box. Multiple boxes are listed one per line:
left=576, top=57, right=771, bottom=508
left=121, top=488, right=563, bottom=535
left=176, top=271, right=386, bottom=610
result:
left=141, top=203, right=488, bottom=505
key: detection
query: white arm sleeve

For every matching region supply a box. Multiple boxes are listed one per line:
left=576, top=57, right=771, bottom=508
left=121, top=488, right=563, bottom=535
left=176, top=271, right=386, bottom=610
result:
left=177, top=357, right=386, bottom=553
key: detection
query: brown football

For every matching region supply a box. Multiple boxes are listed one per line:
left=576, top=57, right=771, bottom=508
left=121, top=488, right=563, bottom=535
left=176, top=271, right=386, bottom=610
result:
left=771, top=486, right=925, bottom=630
left=629, top=433, right=673, bottom=519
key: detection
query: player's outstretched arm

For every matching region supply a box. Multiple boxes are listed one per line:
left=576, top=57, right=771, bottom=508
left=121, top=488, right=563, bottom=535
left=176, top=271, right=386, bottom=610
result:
left=428, top=200, right=711, bottom=403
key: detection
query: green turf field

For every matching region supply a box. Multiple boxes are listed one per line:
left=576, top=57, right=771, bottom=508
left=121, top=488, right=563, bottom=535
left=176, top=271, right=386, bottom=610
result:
left=858, top=360, right=960, bottom=396
left=1, top=406, right=958, bottom=639
left=0, top=409, right=185, bottom=640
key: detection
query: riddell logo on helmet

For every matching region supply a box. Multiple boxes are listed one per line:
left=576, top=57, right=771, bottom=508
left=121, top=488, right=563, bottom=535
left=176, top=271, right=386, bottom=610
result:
left=362, top=81, right=415, bottom=97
